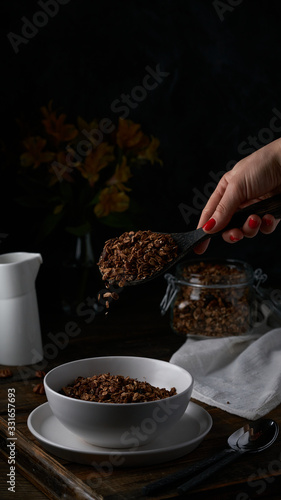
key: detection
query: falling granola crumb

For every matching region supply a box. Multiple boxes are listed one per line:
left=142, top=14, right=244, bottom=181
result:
left=0, top=369, right=13, bottom=378
left=33, top=383, right=45, bottom=395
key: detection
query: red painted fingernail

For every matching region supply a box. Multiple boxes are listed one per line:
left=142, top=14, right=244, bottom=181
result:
left=230, top=236, right=240, bottom=242
left=249, top=217, right=259, bottom=229
left=202, top=218, right=216, bottom=231
left=263, top=217, right=273, bottom=226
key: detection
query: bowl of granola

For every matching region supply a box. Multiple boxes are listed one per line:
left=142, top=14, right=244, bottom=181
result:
left=44, top=356, right=193, bottom=448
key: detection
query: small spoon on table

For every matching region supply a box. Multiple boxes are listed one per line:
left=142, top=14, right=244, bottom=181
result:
left=125, top=193, right=281, bottom=286
left=142, top=418, right=279, bottom=496
left=177, top=417, right=279, bottom=494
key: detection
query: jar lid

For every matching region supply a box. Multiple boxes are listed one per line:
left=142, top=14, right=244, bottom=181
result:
left=175, top=259, right=254, bottom=288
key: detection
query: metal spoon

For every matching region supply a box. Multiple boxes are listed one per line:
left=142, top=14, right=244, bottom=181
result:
left=143, top=418, right=279, bottom=496
left=177, top=418, right=279, bottom=494
left=117, top=193, right=281, bottom=287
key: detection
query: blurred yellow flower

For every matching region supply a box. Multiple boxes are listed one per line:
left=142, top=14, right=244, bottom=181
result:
left=106, top=156, right=132, bottom=191
left=77, top=116, right=99, bottom=133
left=116, top=118, right=149, bottom=152
left=16, top=103, right=163, bottom=238
left=41, top=101, right=78, bottom=144
left=138, top=136, right=163, bottom=165
left=49, top=151, right=74, bottom=185
left=53, top=203, right=64, bottom=214
left=78, top=143, right=115, bottom=187
left=94, top=186, right=130, bottom=217
left=20, top=136, right=54, bottom=169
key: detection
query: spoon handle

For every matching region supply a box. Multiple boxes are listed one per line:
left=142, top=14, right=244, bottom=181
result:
left=177, top=449, right=242, bottom=494
left=217, top=192, right=281, bottom=234
left=142, top=448, right=230, bottom=495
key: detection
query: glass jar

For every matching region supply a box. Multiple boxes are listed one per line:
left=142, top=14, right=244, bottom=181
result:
left=162, top=259, right=255, bottom=338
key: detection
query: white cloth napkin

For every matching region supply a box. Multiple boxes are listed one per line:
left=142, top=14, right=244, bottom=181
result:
left=170, top=327, right=281, bottom=420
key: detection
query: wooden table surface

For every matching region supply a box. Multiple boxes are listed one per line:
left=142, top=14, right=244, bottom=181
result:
left=1, top=279, right=281, bottom=500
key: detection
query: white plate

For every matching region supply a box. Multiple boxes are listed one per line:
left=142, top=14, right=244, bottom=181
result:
left=27, top=401, right=212, bottom=467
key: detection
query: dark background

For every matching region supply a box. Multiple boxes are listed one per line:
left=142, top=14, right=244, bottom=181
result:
left=1, top=0, right=281, bottom=299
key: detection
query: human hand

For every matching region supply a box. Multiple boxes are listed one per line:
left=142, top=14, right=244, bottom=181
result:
left=195, top=138, right=281, bottom=254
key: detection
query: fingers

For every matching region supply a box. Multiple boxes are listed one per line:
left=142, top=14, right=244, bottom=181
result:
left=222, top=229, right=244, bottom=243
left=195, top=214, right=279, bottom=253
left=220, top=215, right=261, bottom=243
left=220, top=214, right=279, bottom=243
left=195, top=185, right=245, bottom=252
left=260, top=214, right=279, bottom=234
left=242, top=216, right=261, bottom=238
left=196, top=177, right=229, bottom=230
left=198, top=183, right=246, bottom=235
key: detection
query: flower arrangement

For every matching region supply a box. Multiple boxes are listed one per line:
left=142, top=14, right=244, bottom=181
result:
left=17, top=101, right=162, bottom=239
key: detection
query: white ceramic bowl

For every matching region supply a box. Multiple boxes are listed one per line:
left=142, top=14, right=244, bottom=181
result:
left=44, top=356, right=193, bottom=448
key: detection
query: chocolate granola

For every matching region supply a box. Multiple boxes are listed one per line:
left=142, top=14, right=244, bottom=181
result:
left=98, top=230, right=178, bottom=287
left=172, top=261, right=252, bottom=337
left=61, top=373, right=177, bottom=403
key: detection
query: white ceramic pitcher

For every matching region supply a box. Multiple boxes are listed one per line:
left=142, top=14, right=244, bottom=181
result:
left=0, top=252, right=44, bottom=366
